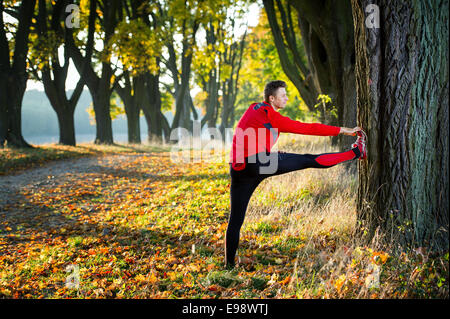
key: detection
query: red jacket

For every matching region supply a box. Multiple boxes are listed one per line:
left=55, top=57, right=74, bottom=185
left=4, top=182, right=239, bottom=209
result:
left=229, top=101, right=340, bottom=170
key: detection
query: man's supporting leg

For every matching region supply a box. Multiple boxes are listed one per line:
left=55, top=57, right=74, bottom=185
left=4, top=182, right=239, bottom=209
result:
left=225, top=177, right=262, bottom=267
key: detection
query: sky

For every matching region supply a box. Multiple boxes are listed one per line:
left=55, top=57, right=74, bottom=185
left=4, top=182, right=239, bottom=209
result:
left=24, top=2, right=262, bottom=92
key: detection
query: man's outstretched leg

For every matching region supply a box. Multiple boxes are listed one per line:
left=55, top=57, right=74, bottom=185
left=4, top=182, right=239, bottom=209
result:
left=259, top=147, right=360, bottom=178
left=262, top=135, right=367, bottom=176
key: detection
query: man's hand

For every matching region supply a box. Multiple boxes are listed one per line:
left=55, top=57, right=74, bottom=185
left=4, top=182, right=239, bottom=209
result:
left=339, top=126, right=363, bottom=136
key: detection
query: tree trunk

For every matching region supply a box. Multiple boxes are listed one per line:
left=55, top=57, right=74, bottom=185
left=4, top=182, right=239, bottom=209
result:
left=201, top=69, right=219, bottom=129
left=144, top=71, right=163, bottom=144
left=219, top=81, right=231, bottom=140
left=126, top=106, right=141, bottom=144
left=43, top=78, right=83, bottom=146
left=43, top=73, right=78, bottom=146
left=115, top=72, right=141, bottom=144
left=56, top=108, right=76, bottom=146
left=264, top=0, right=316, bottom=109
left=0, top=76, right=7, bottom=147
left=122, top=81, right=141, bottom=144
left=172, top=54, right=193, bottom=131
left=167, top=17, right=199, bottom=133
left=352, top=0, right=449, bottom=250
left=1, top=83, right=31, bottom=148
left=91, top=89, right=114, bottom=145
left=0, top=0, right=36, bottom=148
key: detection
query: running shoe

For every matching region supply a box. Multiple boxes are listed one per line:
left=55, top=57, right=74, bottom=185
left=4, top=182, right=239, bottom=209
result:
left=352, top=130, right=367, bottom=160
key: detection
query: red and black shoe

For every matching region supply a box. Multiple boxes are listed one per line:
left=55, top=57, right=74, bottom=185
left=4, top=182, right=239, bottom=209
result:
left=352, top=130, right=367, bottom=160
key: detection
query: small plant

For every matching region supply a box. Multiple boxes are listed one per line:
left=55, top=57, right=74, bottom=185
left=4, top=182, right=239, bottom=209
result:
left=251, top=276, right=268, bottom=291
left=314, top=94, right=338, bottom=122
left=203, top=271, right=243, bottom=288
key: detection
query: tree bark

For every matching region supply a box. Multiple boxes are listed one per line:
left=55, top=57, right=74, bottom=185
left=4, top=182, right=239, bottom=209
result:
left=116, top=0, right=169, bottom=144
left=352, top=0, right=449, bottom=250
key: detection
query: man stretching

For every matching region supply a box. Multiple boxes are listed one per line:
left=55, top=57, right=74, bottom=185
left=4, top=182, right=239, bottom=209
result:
left=225, top=80, right=366, bottom=269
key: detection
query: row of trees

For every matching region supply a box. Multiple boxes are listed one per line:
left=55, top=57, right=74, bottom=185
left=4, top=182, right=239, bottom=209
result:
left=0, top=0, right=252, bottom=147
left=1, top=0, right=354, bottom=149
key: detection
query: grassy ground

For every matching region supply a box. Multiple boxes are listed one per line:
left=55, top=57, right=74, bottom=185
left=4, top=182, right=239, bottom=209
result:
left=0, top=136, right=448, bottom=298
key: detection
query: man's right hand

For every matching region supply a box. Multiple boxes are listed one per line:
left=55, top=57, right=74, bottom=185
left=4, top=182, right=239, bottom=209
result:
left=339, top=126, right=363, bottom=136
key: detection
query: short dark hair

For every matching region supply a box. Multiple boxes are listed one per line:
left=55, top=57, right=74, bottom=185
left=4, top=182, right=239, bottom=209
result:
left=264, top=80, right=287, bottom=102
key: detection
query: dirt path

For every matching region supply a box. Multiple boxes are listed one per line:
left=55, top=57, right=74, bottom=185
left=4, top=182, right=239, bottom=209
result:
left=0, top=154, right=140, bottom=206
left=0, top=153, right=161, bottom=240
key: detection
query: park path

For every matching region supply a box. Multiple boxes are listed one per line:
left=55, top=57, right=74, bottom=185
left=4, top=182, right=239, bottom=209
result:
left=0, top=155, right=136, bottom=204
left=0, top=154, right=155, bottom=234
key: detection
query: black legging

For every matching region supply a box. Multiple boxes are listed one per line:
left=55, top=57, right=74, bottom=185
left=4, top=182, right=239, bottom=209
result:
left=225, top=148, right=359, bottom=267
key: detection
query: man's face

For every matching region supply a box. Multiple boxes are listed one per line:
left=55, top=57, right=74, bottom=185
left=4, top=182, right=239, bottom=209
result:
left=269, top=87, right=288, bottom=110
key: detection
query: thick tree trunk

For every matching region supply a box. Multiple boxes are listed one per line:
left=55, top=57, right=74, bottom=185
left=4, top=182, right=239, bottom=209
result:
left=121, top=82, right=141, bottom=144
left=42, top=66, right=83, bottom=146
left=0, top=0, right=36, bottom=148
left=56, top=109, right=76, bottom=146
left=352, top=0, right=449, bottom=250
left=144, top=72, right=163, bottom=144
left=0, top=76, right=7, bottom=147
left=1, top=82, right=31, bottom=148
left=43, top=80, right=82, bottom=146
left=91, top=89, right=114, bottom=145
left=125, top=106, right=141, bottom=144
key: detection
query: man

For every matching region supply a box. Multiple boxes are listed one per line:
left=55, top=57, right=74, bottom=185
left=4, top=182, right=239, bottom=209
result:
left=225, top=80, right=366, bottom=269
